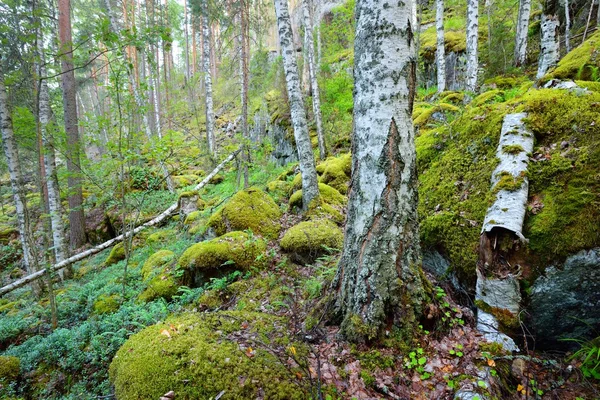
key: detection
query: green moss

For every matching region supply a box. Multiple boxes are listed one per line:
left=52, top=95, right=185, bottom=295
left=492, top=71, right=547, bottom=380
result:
left=207, top=188, right=282, bottom=239
left=138, top=250, right=177, bottom=302
left=0, top=356, right=20, bottom=383
left=416, top=128, right=445, bottom=167
left=470, top=89, right=504, bottom=107
left=501, top=144, right=525, bottom=154
left=317, top=153, right=352, bottom=194
left=140, top=250, right=175, bottom=280
left=575, top=80, right=600, bottom=92
left=183, top=210, right=203, bottom=225
left=290, top=172, right=303, bottom=192
left=493, top=172, right=525, bottom=193
left=104, top=242, right=126, bottom=266
left=280, top=219, right=343, bottom=262
left=179, top=232, right=267, bottom=283
left=93, top=294, right=121, bottom=315
left=208, top=174, right=224, bottom=184
left=413, top=103, right=460, bottom=127
left=109, top=311, right=305, bottom=400
left=0, top=301, right=18, bottom=314
left=440, top=91, right=465, bottom=104
left=146, top=229, right=176, bottom=246
left=289, top=183, right=347, bottom=210
left=483, top=75, right=529, bottom=89
left=305, top=198, right=345, bottom=225
left=266, top=179, right=292, bottom=203
left=474, top=300, right=519, bottom=329
left=541, top=30, right=600, bottom=83
left=420, top=27, right=466, bottom=60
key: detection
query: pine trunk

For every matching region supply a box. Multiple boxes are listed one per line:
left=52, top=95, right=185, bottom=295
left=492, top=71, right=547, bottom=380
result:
left=436, top=0, right=446, bottom=92
left=303, top=0, right=327, bottom=160
left=202, top=1, right=216, bottom=156
left=466, top=0, right=479, bottom=91
left=514, top=0, right=531, bottom=66
left=536, top=14, right=559, bottom=79
left=333, top=0, right=426, bottom=342
left=274, top=0, right=319, bottom=209
left=58, top=0, right=86, bottom=250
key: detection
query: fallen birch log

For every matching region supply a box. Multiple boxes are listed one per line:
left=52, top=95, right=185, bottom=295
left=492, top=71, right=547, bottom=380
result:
left=0, top=149, right=240, bottom=297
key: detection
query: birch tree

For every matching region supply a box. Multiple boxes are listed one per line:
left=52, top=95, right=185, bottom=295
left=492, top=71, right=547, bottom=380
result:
left=241, top=0, right=250, bottom=188
left=58, top=0, right=87, bottom=249
left=274, top=0, right=319, bottom=209
left=514, top=0, right=531, bottom=66
left=38, top=29, right=68, bottom=272
left=563, top=0, right=571, bottom=52
left=466, top=0, right=479, bottom=91
left=202, top=0, right=216, bottom=156
left=436, top=0, right=446, bottom=92
left=536, top=0, right=559, bottom=79
left=333, top=0, right=426, bottom=342
left=303, top=0, right=326, bottom=159
left=0, top=80, right=42, bottom=296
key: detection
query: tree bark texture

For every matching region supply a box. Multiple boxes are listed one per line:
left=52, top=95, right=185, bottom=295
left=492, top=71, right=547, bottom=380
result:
left=514, top=0, right=531, bottom=66
left=333, top=0, right=426, bottom=342
left=202, top=1, right=216, bottom=156
left=466, top=0, right=479, bottom=91
left=274, top=0, right=319, bottom=210
left=536, top=14, right=559, bottom=79
left=58, top=0, right=87, bottom=250
left=436, top=0, right=446, bottom=92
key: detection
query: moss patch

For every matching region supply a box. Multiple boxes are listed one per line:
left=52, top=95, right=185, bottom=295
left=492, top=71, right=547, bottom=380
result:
left=280, top=219, right=343, bottom=263
left=413, top=103, right=461, bottom=127
left=93, top=294, right=121, bottom=315
left=138, top=250, right=178, bottom=302
left=104, top=242, right=126, bottom=266
left=146, top=229, right=176, bottom=246
left=207, top=188, right=282, bottom=240
left=541, top=30, right=600, bottom=83
left=109, top=311, right=305, bottom=400
left=420, top=27, right=467, bottom=61
left=0, top=356, right=20, bottom=383
left=316, top=153, right=352, bottom=194
left=289, top=183, right=347, bottom=210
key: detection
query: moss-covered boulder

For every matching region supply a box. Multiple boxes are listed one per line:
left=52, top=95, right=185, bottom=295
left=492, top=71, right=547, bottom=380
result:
left=207, top=188, right=282, bottom=239
left=109, top=311, right=305, bottom=400
left=266, top=179, right=292, bottom=202
left=541, top=30, right=600, bottom=83
left=146, top=229, right=176, bottom=246
left=93, top=294, right=120, bottom=315
left=0, top=356, right=20, bottom=384
left=208, top=174, right=224, bottom=184
left=316, top=153, right=352, bottom=194
left=305, top=198, right=345, bottom=225
left=104, top=242, right=126, bottom=266
left=280, top=219, right=344, bottom=263
left=413, top=103, right=461, bottom=127
left=289, top=183, right=347, bottom=211
left=139, top=250, right=177, bottom=302
left=178, top=232, right=267, bottom=286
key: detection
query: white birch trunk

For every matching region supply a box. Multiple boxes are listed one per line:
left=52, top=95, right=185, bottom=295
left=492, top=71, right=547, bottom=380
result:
left=536, top=14, right=559, bottom=79
left=38, top=32, right=68, bottom=268
left=436, top=0, right=446, bottom=93
left=202, top=1, right=216, bottom=157
left=564, top=0, right=571, bottom=52
left=0, top=81, right=39, bottom=288
left=274, top=0, right=320, bottom=209
left=334, top=0, right=425, bottom=341
left=303, top=0, right=326, bottom=159
left=514, top=0, right=531, bottom=66
left=466, top=0, right=479, bottom=91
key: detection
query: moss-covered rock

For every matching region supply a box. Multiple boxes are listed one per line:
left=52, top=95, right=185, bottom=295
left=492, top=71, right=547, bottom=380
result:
left=266, top=180, right=292, bottom=202
left=146, top=229, right=176, bottom=246
left=179, top=232, right=267, bottom=285
left=280, top=219, right=344, bottom=263
left=93, top=294, right=120, bottom=315
left=109, top=311, right=305, bottom=400
left=305, top=198, right=345, bottom=225
left=413, top=103, right=460, bottom=127
left=470, top=89, right=504, bottom=107
left=316, top=153, right=352, bottom=194
left=208, top=174, right=224, bottom=184
left=104, top=242, right=126, bottom=266
left=541, top=30, right=600, bottom=83
left=138, top=250, right=178, bottom=302
left=289, top=183, right=347, bottom=210
left=0, top=356, right=20, bottom=383
left=207, top=188, right=282, bottom=239
left=419, top=27, right=466, bottom=61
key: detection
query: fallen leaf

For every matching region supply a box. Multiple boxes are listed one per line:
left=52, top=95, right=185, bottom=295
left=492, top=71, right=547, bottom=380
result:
left=160, top=329, right=171, bottom=338
left=487, top=359, right=496, bottom=367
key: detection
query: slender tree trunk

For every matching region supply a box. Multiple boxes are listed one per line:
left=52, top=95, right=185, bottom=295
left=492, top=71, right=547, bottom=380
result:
left=333, top=0, right=425, bottom=342
left=303, top=0, right=326, bottom=159
left=274, top=0, right=319, bottom=210
left=0, top=81, right=43, bottom=297
left=436, top=0, right=446, bottom=92
left=536, top=13, right=559, bottom=78
left=315, top=0, right=322, bottom=69
left=514, top=0, right=531, bottom=66
left=564, top=0, right=571, bottom=52
left=202, top=1, right=216, bottom=156
left=184, top=0, right=191, bottom=83
left=38, top=30, right=69, bottom=274
left=466, top=0, right=479, bottom=91
left=211, top=24, right=218, bottom=82
left=241, top=0, right=250, bottom=188
left=58, top=0, right=86, bottom=250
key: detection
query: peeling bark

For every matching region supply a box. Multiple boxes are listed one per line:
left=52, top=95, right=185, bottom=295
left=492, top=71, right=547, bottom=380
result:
left=436, top=0, right=446, bottom=92
left=466, top=0, right=479, bottom=91
left=274, top=0, right=319, bottom=209
left=514, top=0, right=531, bottom=66
left=334, top=0, right=425, bottom=342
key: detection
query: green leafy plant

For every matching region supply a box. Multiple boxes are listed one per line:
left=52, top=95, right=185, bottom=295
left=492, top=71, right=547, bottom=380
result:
left=564, top=336, right=600, bottom=380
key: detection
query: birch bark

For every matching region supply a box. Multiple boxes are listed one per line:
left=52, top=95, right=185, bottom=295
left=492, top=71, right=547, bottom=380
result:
left=303, top=0, right=326, bottom=159
left=564, top=0, right=571, bottom=52
left=466, top=0, right=479, bottom=91
left=274, top=0, right=319, bottom=209
left=536, top=14, right=559, bottom=79
left=436, top=0, right=446, bottom=92
left=202, top=0, right=216, bottom=156
left=514, top=0, right=531, bottom=66
left=333, top=0, right=425, bottom=341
